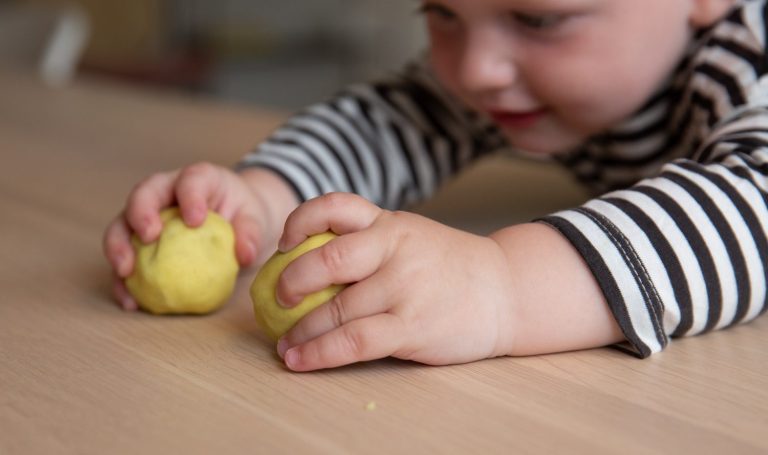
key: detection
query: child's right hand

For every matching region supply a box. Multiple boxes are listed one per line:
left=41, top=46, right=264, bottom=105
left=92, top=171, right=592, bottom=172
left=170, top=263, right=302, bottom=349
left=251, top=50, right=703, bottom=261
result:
left=102, top=162, right=299, bottom=311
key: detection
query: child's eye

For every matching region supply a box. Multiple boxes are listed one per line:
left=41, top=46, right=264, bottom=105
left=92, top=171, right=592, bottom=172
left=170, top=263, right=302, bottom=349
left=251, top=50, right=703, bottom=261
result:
left=512, top=13, right=567, bottom=30
left=416, top=2, right=457, bottom=22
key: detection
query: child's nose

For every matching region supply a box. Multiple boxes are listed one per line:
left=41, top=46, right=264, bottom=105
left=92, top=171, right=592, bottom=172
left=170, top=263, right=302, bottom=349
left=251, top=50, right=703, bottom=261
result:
left=459, top=33, right=517, bottom=94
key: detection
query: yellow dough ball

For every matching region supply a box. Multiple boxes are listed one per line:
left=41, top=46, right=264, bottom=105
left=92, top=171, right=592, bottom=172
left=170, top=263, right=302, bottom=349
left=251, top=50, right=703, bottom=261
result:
left=250, top=232, right=347, bottom=340
left=126, top=208, right=239, bottom=315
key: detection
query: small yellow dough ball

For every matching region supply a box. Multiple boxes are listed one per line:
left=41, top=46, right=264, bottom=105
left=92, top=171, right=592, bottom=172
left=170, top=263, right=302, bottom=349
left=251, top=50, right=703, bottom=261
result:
left=126, top=208, right=239, bottom=315
left=250, top=232, right=347, bottom=340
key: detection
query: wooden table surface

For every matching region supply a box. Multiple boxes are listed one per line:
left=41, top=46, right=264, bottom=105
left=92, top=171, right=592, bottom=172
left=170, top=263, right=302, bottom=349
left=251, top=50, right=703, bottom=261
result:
left=1, top=69, right=766, bottom=454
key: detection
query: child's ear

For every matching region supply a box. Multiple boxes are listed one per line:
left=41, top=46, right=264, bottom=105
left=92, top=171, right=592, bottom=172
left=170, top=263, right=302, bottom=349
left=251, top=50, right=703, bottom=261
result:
left=689, top=0, right=737, bottom=27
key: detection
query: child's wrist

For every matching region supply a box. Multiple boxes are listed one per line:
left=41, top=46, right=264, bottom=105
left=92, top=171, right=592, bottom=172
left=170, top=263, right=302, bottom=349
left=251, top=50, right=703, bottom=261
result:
left=239, top=168, right=300, bottom=245
left=484, top=234, right=522, bottom=358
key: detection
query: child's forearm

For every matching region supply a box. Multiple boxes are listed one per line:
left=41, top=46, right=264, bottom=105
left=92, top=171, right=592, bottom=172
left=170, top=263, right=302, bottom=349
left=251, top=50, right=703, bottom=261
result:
left=489, top=223, right=625, bottom=356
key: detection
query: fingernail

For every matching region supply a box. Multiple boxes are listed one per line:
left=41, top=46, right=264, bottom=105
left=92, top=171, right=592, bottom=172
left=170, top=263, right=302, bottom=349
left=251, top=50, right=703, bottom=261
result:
left=189, top=208, right=202, bottom=225
left=284, top=348, right=300, bottom=369
left=277, top=238, right=287, bottom=253
left=277, top=337, right=289, bottom=358
left=276, top=292, right=291, bottom=308
left=141, top=223, right=157, bottom=243
left=187, top=206, right=206, bottom=226
left=122, top=295, right=138, bottom=311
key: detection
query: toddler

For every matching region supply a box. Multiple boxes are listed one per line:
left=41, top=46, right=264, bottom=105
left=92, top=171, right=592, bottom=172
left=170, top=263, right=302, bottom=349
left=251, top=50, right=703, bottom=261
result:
left=104, top=0, right=767, bottom=371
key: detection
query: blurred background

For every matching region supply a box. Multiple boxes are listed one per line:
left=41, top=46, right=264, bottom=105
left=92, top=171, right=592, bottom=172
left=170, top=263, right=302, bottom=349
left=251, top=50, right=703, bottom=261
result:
left=1, top=0, right=426, bottom=108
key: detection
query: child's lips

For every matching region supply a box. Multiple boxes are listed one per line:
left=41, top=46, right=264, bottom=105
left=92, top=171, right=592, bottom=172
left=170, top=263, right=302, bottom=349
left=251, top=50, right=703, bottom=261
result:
left=488, top=108, right=547, bottom=129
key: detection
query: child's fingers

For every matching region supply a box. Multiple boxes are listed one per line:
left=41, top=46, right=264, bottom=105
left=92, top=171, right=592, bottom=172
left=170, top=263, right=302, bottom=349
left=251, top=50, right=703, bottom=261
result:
left=279, top=192, right=382, bottom=252
left=112, top=275, right=138, bottom=311
left=124, top=170, right=179, bottom=243
left=276, top=228, right=387, bottom=307
left=103, top=215, right=135, bottom=278
left=174, top=162, right=227, bottom=227
left=278, top=273, right=394, bottom=356
left=282, top=313, right=405, bottom=371
left=231, top=210, right=264, bottom=267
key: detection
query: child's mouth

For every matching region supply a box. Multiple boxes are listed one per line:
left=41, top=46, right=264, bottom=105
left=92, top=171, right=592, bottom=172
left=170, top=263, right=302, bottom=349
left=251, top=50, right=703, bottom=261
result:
left=488, top=109, right=547, bottom=129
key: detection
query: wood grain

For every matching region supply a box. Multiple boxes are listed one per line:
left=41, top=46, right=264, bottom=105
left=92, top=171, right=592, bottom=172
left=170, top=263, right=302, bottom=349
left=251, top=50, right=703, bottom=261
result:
left=1, top=69, right=766, bottom=454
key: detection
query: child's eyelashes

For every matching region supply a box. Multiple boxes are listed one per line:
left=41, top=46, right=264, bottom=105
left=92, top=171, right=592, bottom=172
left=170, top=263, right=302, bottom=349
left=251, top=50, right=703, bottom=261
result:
left=416, top=3, right=575, bottom=33
left=512, top=13, right=568, bottom=30
left=415, top=2, right=580, bottom=38
left=415, top=2, right=457, bottom=22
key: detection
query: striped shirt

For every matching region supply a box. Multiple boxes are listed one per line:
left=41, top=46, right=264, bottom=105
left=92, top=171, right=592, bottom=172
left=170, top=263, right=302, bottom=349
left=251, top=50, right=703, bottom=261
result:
left=238, top=1, right=768, bottom=357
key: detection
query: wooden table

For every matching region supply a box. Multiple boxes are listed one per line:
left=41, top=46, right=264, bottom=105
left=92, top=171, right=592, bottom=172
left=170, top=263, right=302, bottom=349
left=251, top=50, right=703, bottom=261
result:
left=1, top=69, right=766, bottom=454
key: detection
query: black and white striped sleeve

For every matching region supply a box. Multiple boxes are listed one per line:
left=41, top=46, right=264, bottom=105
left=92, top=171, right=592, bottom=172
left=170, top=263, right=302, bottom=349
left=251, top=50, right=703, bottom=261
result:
left=540, top=146, right=768, bottom=357
left=236, top=60, right=505, bottom=209
left=540, top=3, right=768, bottom=357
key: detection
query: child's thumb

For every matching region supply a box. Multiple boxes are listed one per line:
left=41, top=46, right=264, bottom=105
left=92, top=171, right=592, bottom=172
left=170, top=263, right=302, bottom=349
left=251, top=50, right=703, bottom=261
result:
left=231, top=211, right=264, bottom=268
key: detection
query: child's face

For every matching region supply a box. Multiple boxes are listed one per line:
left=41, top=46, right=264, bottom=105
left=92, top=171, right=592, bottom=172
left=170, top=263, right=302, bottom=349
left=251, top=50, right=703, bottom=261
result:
left=421, top=0, right=708, bottom=154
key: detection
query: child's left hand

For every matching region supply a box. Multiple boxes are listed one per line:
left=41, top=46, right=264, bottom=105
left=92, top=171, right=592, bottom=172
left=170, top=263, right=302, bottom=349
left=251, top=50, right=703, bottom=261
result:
left=274, top=192, right=516, bottom=371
